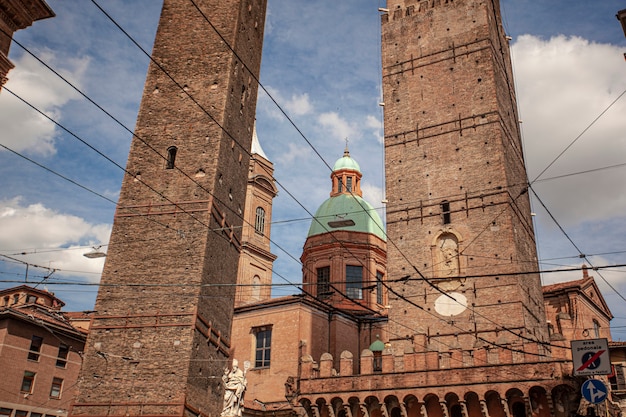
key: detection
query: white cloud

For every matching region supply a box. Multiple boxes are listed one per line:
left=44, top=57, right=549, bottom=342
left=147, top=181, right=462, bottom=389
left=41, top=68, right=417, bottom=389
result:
left=0, top=198, right=109, bottom=282
left=512, top=35, right=626, bottom=225
left=275, top=141, right=311, bottom=166
left=258, top=87, right=313, bottom=120
left=365, top=114, right=384, bottom=144
left=0, top=51, right=89, bottom=156
left=318, top=112, right=357, bottom=142
left=361, top=183, right=384, bottom=209
left=284, top=92, right=313, bottom=116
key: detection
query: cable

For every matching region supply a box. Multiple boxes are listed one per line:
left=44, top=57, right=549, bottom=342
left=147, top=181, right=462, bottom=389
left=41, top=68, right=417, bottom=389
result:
left=531, top=88, right=626, bottom=184
left=7, top=4, right=555, bottom=360
left=3, top=0, right=616, bottom=364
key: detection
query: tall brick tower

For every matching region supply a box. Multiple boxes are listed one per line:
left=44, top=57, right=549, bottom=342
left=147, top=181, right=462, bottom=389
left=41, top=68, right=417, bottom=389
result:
left=235, top=127, right=277, bottom=307
left=70, top=1, right=266, bottom=417
left=381, top=0, right=550, bottom=359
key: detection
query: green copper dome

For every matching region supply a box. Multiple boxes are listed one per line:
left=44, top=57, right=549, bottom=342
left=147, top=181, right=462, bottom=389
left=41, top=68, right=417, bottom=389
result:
left=307, top=194, right=386, bottom=241
left=333, top=154, right=361, bottom=173
left=369, top=338, right=386, bottom=352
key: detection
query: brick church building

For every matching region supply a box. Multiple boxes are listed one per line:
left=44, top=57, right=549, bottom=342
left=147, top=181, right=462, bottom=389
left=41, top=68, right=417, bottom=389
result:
left=64, top=2, right=621, bottom=417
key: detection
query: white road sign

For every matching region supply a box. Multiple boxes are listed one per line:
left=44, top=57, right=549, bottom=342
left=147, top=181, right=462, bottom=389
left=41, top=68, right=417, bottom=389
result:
left=571, top=338, right=611, bottom=376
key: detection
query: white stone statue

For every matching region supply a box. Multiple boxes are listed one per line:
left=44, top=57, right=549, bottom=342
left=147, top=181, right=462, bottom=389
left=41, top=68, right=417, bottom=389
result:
left=221, top=359, right=250, bottom=417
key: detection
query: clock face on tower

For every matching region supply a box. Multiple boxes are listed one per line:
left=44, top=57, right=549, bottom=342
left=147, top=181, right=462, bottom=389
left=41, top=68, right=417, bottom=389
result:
left=434, top=292, right=468, bottom=316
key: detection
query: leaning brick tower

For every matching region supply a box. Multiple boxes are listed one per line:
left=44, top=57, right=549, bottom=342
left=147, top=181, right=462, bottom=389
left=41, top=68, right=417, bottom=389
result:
left=69, top=1, right=266, bottom=417
left=381, top=0, right=550, bottom=360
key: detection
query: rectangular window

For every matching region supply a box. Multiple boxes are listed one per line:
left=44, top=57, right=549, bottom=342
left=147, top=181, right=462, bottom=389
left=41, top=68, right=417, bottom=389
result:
left=21, top=371, right=35, bottom=393
left=338, top=179, right=343, bottom=193
left=441, top=201, right=451, bottom=224
left=28, top=336, right=43, bottom=361
left=56, top=344, right=69, bottom=368
left=346, top=265, right=363, bottom=299
left=50, top=377, right=63, bottom=399
left=31, top=413, right=43, bottom=417
left=254, top=207, right=265, bottom=235
left=26, top=295, right=37, bottom=304
left=15, top=411, right=27, bottom=417
left=346, top=177, right=352, bottom=192
left=376, top=271, right=384, bottom=305
left=317, top=267, right=330, bottom=298
left=254, top=328, right=272, bottom=368
left=0, top=408, right=13, bottom=417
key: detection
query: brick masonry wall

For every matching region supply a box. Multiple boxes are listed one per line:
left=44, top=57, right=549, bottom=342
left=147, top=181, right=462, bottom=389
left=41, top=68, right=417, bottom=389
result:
left=71, top=1, right=266, bottom=417
left=381, top=0, right=549, bottom=358
left=0, top=319, right=84, bottom=415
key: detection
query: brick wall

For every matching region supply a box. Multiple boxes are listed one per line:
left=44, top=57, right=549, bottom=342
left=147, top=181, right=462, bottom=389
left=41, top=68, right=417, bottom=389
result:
left=71, top=1, right=267, bottom=417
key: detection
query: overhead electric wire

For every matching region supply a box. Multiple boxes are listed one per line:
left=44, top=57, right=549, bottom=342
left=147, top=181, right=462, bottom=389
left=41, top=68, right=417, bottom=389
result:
left=4, top=1, right=620, bottom=368
left=531, top=88, right=626, bottom=184
left=14, top=2, right=558, bottom=359
left=529, top=186, right=626, bottom=304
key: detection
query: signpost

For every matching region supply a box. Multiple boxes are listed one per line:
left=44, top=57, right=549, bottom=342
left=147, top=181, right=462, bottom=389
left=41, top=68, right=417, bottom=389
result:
left=581, top=379, right=608, bottom=404
left=571, top=339, right=611, bottom=376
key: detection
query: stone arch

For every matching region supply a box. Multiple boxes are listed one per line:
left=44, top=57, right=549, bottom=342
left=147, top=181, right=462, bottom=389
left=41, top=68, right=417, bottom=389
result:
left=424, top=394, right=444, bottom=417
left=505, top=388, right=525, bottom=417
left=485, top=391, right=506, bottom=417
left=432, top=232, right=461, bottom=278
left=464, top=392, right=483, bottom=417
left=365, top=396, right=384, bottom=417
left=384, top=395, right=402, bottom=417
left=445, top=393, right=462, bottom=417
left=332, top=396, right=345, bottom=417
left=298, top=398, right=314, bottom=417
left=551, top=385, right=579, bottom=417
left=528, top=387, right=550, bottom=417
left=348, top=397, right=363, bottom=417
left=403, top=395, right=420, bottom=417
left=317, top=398, right=330, bottom=417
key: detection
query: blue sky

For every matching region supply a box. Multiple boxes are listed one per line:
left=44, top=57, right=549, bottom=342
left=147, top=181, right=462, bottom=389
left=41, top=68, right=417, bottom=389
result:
left=1, top=1, right=625, bottom=340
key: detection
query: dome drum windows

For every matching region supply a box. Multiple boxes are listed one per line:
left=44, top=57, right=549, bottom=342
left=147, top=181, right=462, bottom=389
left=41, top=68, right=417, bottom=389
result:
left=346, top=265, right=363, bottom=299
left=317, top=266, right=331, bottom=298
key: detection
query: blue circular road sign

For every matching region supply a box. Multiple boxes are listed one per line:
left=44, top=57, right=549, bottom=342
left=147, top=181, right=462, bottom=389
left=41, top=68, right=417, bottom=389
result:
left=581, top=379, right=607, bottom=404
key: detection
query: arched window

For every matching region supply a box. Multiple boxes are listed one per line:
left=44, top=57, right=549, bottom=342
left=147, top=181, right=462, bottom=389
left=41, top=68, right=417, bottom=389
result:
left=166, top=146, right=177, bottom=169
left=252, top=275, right=261, bottom=300
left=255, top=207, right=265, bottom=235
